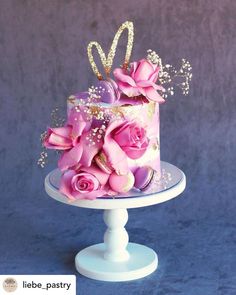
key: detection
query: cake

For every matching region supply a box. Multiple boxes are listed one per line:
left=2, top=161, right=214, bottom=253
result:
left=40, top=21, right=192, bottom=200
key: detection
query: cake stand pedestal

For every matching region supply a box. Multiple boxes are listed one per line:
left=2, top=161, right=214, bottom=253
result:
left=45, top=161, right=186, bottom=282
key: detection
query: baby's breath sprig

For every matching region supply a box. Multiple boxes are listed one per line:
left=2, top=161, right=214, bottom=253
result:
left=37, top=131, right=48, bottom=168
left=147, top=49, right=163, bottom=74
left=37, top=108, right=65, bottom=168
left=88, top=85, right=102, bottom=103
left=51, top=107, right=65, bottom=127
left=37, top=150, right=48, bottom=168
left=146, top=50, right=192, bottom=99
left=173, top=58, right=192, bottom=95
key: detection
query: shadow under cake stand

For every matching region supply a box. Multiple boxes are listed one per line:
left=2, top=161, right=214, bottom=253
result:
left=45, top=161, right=186, bottom=282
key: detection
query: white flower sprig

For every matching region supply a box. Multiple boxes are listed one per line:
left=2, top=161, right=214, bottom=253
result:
left=147, top=50, right=192, bottom=99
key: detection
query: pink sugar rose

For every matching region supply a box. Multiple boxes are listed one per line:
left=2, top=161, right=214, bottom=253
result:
left=60, top=165, right=110, bottom=200
left=103, top=120, right=149, bottom=175
left=113, top=121, right=149, bottom=159
left=44, top=126, right=73, bottom=150
left=66, top=106, right=92, bottom=139
left=44, top=106, right=103, bottom=171
left=113, top=59, right=165, bottom=103
left=58, top=132, right=103, bottom=171
left=43, top=106, right=91, bottom=150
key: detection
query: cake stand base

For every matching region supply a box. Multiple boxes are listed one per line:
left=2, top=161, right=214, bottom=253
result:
left=75, top=242, right=158, bottom=282
left=45, top=162, right=186, bottom=282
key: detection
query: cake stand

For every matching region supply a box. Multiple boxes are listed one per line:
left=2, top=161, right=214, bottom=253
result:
left=44, top=161, right=186, bottom=282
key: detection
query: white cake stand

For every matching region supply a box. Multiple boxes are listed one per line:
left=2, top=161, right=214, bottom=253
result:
left=45, top=161, right=186, bottom=282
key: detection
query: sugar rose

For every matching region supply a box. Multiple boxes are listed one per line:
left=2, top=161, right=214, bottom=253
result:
left=112, top=121, right=149, bottom=159
left=60, top=165, right=110, bottom=200
left=113, top=59, right=165, bottom=103
left=103, top=120, right=149, bottom=175
left=44, top=127, right=73, bottom=150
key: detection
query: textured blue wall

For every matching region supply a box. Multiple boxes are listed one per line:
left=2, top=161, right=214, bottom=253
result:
left=0, top=1, right=235, bottom=294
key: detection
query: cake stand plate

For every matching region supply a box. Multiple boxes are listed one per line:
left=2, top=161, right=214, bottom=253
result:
left=45, top=161, right=186, bottom=281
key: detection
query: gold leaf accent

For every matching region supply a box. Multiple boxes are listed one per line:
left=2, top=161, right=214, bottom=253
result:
left=67, top=95, right=76, bottom=104
left=147, top=102, right=155, bottom=119
left=87, top=21, right=134, bottom=80
left=110, top=106, right=125, bottom=118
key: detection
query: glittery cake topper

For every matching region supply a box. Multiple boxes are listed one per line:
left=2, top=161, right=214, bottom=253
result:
left=87, top=21, right=134, bottom=80
left=86, top=21, right=192, bottom=99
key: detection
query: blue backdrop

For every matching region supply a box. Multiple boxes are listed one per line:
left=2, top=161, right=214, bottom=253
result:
left=0, top=0, right=235, bottom=294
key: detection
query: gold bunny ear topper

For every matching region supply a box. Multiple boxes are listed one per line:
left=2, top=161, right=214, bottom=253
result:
left=87, top=21, right=134, bottom=80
